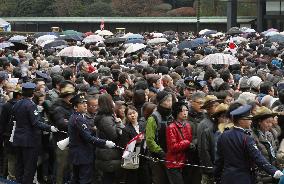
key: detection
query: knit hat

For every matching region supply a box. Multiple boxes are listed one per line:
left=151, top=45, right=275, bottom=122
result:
left=156, top=91, right=171, bottom=105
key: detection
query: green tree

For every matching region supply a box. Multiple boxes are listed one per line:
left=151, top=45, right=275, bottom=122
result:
left=84, top=0, right=114, bottom=16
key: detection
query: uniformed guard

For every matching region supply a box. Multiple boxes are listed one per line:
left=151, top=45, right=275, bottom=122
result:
left=68, top=94, right=116, bottom=184
left=214, top=104, right=283, bottom=184
left=11, top=82, right=58, bottom=184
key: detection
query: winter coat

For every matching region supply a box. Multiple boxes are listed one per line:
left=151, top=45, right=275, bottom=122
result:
left=165, top=121, right=192, bottom=169
left=95, top=114, right=123, bottom=173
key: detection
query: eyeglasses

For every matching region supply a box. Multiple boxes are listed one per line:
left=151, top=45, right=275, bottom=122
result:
left=88, top=105, right=98, bottom=108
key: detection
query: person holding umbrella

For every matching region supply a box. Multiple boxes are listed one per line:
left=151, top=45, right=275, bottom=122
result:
left=214, top=104, right=283, bottom=184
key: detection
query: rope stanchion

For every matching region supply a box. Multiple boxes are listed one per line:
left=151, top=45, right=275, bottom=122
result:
left=115, top=145, right=213, bottom=169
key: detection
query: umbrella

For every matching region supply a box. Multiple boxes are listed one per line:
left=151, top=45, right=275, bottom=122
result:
left=83, top=35, right=104, bottom=43
left=178, top=40, right=199, bottom=50
left=199, top=29, right=217, bottom=35
left=196, top=53, right=239, bottom=65
left=95, top=30, right=113, bottom=36
left=36, top=35, right=58, bottom=45
left=0, top=42, right=14, bottom=49
left=192, top=38, right=209, bottom=45
left=9, top=35, right=27, bottom=42
left=227, top=27, right=242, bottom=35
left=228, top=36, right=247, bottom=44
left=84, top=32, right=94, bottom=36
left=121, top=32, right=134, bottom=38
left=43, top=40, right=68, bottom=50
left=125, top=43, right=146, bottom=54
left=268, top=34, right=284, bottom=43
left=125, top=34, right=144, bottom=40
left=265, top=31, right=279, bottom=37
left=34, top=32, right=60, bottom=38
left=61, top=35, right=83, bottom=41
left=10, top=42, right=28, bottom=51
left=125, top=39, right=145, bottom=44
left=63, top=30, right=84, bottom=37
left=240, top=27, right=256, bottom=33
left=163, top=30, right=175, bottom=35
left=57, top=46, right=94, bottom=57
left=147, top=38, right=168, bottom=45
left=104, top=37, right=126, bottom=44
left=151, top=32, right=164, bottom=38
left=262, top=28, right=279, bottom=36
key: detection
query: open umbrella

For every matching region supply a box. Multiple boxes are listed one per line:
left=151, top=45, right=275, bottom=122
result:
left=240, top=27, right=256, bottom=33
left=10, top=42, right=28, bottom=51
left=104, top=37, right=126, bottom=44
left=196, top=53, right=239, bottom=65
left=63, top=30, right=84, bottom=37
left=268, top=34, right=284, bottom=43
left=43, top=40, right=68, bottom=50
left=199, top=29, right=217, bottom=36
left=84, top=32, right=94, bottom=36
left=61, top=35, right=83, bottom=41
left=163, top=30, right=175, bottom=35
left=147, top=38, right=168, bottom=45
left=265, top=32, right=279, bottom=37
left=9, top=35, right=27, bottom=42
left=262, top=28, right=279, bottom=36
left=83, top=35, right=104, bottom=43
left=125, top=39, right=145, bottom=44
left=125, top=43, right=146, bottom=54
left=57, top=46, right=94, bottom=57
left=95, top=30, right=113, bottom=36
left=34, top=32, right=60, bottom=38
left=178, top=40, right=199, bottom=50
left=151, top=32, right=164, bottom=38
left=192, top=38, right=209, bottom=45
left=227, top=27, right=242, bottom=35
left=36, top=35, right=58, bottom=45
left=0, top=42, right=14, bottom=49
left=125, top=34, right=144, bottom=40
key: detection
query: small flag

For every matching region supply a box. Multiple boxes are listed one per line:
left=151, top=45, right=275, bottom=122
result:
left=122, top=132, right=144, bottom=159
left=100, top=18, right=104, bottom=31
left=228, top=37, right=237, bottom=55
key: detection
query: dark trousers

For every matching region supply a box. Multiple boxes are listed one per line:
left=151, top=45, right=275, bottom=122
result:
left=72, top=164, right=92, bottom=184
left=183, top=166, right=202, bottom=184
left=102, top=172, right=119, bottom=184
left=124, top=160, right=151, bottom=184
left=167, top=168, right=184, bottom=184
left=15, top=146, right=39, bottom=184
left=150, top=161, right=170, bottom=184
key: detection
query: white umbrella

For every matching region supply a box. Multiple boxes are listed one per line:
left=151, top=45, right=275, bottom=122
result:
left=151, top=32, right=164, bottom=38
left=57, top=46, right=94, bottom=57
left=9, top=35, right=27, bottom=42
left=36, top=35, right=58, bottom=45
left=95, top=30, right=113, bottom=36
left=196, top=53, right=239, bottom=65
left=147, top=38, right=168, bottom=45
left=240, top=27, right=256, bottom=33
left=0, top=42, right=14, bottom=49
left=227, top=36, right=247, bottom=44
left=83, top=35, right=105, bottom=43
left=125, top=43, right=146, bottom=54
left=265, top=31, right=279, bottom=37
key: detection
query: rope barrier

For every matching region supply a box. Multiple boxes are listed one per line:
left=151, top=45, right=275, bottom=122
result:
left=115, top=145, right=213, bottom=169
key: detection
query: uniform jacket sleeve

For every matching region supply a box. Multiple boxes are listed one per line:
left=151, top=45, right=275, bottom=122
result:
left=75, top=117, right=106, bottom=146
left=246, top=135, right=278, bottom=176
left=214, top=133, right=224, bottom=182
left=146, top=116, right=162, bottom=153
left=166, top=124, right=191, bottom=153
left=28, top=103, right=51, bottom=131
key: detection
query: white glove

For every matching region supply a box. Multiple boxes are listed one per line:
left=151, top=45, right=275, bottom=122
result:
left=50, top=126, right=59, bottom=133
left=105, top=141, right=116, bottom=148
left=273, top=170, right=284, bottom=179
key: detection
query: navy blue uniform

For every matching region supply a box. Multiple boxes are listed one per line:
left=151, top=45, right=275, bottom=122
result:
left=68, top=112, right=106, bottom=184
left=12, top=98, right=51, bottom=184
left=214, top=127, right=277, bottom=184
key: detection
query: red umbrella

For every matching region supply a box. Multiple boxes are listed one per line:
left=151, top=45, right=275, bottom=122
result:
left=85, top=32, right=94, bottom=37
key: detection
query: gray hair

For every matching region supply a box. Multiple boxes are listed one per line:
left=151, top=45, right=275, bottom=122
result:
left=191, top=91, right=206, bottom=102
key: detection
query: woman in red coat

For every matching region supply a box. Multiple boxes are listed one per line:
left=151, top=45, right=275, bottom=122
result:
left=166, top=101, right=192, bottom=184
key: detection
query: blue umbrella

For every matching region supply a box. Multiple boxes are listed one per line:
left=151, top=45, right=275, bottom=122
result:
left=43, top=40, right=68, bottom=50
left=268, top=34, right=284, bottom=43
left=34, top=32, right=60, bottom=38
left=126, top=34, right=144, bottom=40
left=192, top=38, right=209, bottom=45
left=178, top=40, right=199, bottom=50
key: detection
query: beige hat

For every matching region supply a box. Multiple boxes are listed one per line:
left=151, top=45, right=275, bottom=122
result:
left=212, top=103, right=229, bottom=117
left=253, top=106, right=278, bottom=120
left=202, top=95, right=222, bottom=109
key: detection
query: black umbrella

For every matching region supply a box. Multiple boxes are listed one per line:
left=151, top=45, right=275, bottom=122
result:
left=178, top=40, right=199, bottom=50
left=10, top=42, right=28, bottom=51
left=34, top=32, right=60, bottom=38
left=163, top=30, right=175, bottom=35
left=43, top=40, right=68, bottom=50
left=104, top=37, right=126, bottom=44
left=61, top=35, right=83, bottom=41
left=227, top=27, right=243, bottom=35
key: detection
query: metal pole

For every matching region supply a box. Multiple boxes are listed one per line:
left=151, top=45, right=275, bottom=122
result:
left=196, top=0, right=201, bottom=34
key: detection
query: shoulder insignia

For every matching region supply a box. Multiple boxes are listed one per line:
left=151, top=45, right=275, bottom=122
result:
left=253, top=144, right=259, bottom=150
left=34, top=110, right=38, bottom=116
left=82, top=124, right=87, bottom=130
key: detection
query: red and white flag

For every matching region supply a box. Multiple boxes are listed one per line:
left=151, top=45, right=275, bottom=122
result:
left=122, top=132, right=144, bottom=159
left=229, top=37, right=237, bottom=55
left=100, top=18, right=104, bottom=31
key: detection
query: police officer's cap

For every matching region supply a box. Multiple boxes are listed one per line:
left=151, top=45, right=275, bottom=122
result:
left=70, top=93, right=87, bottom=106
left=22, top=82, right=36, bottom=90
left=230, top=104, right=253, bottom=120
left=35, top=71, right=50, bottom=80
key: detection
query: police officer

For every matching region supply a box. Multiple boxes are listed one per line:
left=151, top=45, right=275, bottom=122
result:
left=214, top=104, right=283, bottom=184
left=68, top=94, right=115, bottom=184
left=11, top=82, right=58, bottom=184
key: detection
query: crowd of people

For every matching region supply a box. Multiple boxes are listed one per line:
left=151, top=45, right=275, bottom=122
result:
left=1, top=28, right=284, bottom=184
